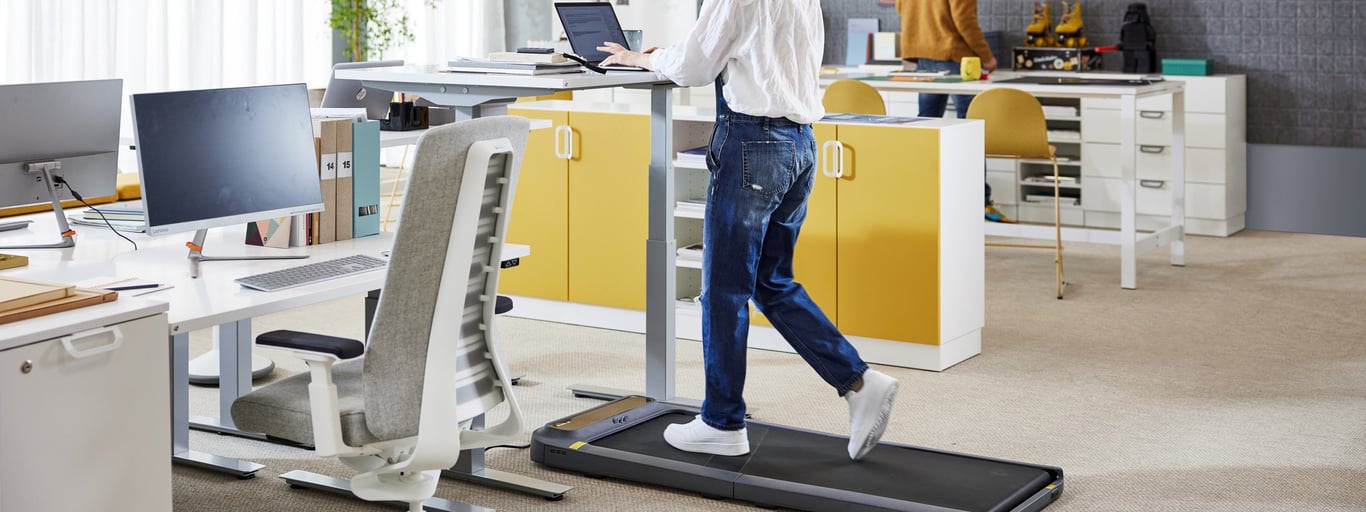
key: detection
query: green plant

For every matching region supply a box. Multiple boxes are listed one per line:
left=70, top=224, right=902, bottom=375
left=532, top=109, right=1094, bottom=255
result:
left=329, top=0, right=439, bottom=61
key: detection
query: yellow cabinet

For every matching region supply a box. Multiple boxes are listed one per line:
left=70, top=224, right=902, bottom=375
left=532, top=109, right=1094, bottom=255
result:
left=834, top=125, right=942, bottom=344
left=501, top=108, right=569, bottom=301
left=567, top=112, right=650, bottom=310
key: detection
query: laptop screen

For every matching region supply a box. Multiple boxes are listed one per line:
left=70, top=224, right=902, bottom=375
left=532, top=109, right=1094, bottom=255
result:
left=556, top=2, right=629, bottom=63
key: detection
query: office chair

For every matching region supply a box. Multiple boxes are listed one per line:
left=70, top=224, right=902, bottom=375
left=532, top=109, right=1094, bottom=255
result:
left=966, top=88, right=1067, bottom=299
left=822, top=79, right=886, bottom=115
left=231, top=116, right=531, bottom=511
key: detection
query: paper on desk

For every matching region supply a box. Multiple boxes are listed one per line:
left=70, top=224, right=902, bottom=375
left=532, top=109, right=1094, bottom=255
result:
left=310, top=108, right=369, bottom=121
left=67, top=216, right=146, bottom=233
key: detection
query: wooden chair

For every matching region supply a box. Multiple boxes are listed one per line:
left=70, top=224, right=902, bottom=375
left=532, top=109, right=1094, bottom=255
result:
left=966, top=88, right=1067, bottom=299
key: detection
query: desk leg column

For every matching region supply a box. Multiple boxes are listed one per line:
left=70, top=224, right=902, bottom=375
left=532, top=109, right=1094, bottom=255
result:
left=1120, top=94, right=1138, bottom=290
left=1170, top=89, right=1187, bottom=267
left=170, top=331, right=264, bottom=478
left=217, top=320, right=252, bottom=428
left=645, top=84, right=676, bottom=402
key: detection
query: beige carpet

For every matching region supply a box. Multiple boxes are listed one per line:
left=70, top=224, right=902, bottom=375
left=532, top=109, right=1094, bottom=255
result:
left=174, top=230, right=1366, bottom=511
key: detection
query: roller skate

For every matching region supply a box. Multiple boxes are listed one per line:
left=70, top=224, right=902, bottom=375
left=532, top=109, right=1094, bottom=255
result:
left=1056, top=1, right=1089, bottom=48
left=1025, top=2, right=1055, bottom=47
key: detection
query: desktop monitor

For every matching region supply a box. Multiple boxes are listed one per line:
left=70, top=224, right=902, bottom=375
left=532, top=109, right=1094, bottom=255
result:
left=321, top=60, right=404, bottom=121
left=0, top=79, right=122, bottom=248
left=132, top=82, right=323, bottom=242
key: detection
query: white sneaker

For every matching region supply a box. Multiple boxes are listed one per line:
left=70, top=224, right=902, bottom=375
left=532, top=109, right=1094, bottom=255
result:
left=663, top=415, right=750, bottom=456
left=846, top=369, right=899, bottom=460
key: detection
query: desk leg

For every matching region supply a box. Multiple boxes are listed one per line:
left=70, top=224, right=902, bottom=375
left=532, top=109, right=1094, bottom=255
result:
left=189, top=320, right=268, bottom=440
left=645, top=84, right=677, bottom=401
left=1170, top=89, right=1187, bottom=267
left=170, top=332, right=264, bottom=478
left=441, top=416, right=572, bottom=499
left=1120, top=94, right=1138, bottom=290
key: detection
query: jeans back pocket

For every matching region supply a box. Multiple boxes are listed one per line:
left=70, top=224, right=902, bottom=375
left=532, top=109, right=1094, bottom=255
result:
left=741, top=140, right=796, bottom=198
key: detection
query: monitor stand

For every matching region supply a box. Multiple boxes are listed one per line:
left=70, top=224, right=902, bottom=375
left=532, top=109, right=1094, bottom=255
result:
left=0, top=162, right=76, bottom=250
left=185, top=228, right=308, bottom=279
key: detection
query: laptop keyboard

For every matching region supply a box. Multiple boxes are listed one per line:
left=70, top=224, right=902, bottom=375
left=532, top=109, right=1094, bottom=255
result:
left=235, top=254, right=387, bottom=292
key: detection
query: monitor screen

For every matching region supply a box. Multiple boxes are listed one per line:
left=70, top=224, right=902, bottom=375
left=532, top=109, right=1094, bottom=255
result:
left=131, top=84, right=324, bottom=235
left=0, top=79, right=121, bottom=209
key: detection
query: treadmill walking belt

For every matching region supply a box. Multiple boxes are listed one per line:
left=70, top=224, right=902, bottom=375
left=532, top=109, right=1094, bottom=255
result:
left=532, top=398, right=1064, bottom=512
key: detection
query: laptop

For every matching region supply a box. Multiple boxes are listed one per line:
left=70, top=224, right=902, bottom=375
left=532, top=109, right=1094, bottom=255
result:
left=554, top=2, right=649, bottom=71
left=321, top=60, right=405, bottom=120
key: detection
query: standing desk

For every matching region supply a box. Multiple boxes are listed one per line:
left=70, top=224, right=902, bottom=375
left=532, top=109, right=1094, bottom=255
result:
left=0, top=211, right=529, bottom=487
left=337, top=66, right=688, bottom=402
left=821, top=71, right=1187, bottom=290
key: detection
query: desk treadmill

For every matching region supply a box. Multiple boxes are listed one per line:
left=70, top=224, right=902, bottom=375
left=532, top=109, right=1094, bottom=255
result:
left=532, top=397, right=1063, bottom=511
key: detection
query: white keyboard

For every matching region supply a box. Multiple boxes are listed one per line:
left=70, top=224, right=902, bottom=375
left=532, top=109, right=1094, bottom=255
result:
left=235, top=254, right=387, bottom=292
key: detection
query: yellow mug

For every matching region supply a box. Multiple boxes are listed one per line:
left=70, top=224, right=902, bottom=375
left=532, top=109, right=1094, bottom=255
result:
left=961, top=56, right=982, bottom=80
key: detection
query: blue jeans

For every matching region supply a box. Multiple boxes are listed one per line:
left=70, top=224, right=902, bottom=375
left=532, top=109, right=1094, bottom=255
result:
left=916, top=58, right=975, bottom=119
left=916, top=59, right=992, bottom=205
left=700, top=94, right=869, bottom=431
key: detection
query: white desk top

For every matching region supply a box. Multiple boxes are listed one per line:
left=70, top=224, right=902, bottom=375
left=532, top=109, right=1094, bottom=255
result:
left=336, top=64, right=672, bottom=91
left=820, top=70, right=1184, bottom=99
left=1, top=208, right=529, bottom=334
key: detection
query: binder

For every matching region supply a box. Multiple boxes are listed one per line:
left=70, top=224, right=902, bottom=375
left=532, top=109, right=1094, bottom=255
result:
left=352, top=120, right=382, bottom=238
left=335, top=118, right=354, bottom=241
left=318, top=119, right=340, bottom=244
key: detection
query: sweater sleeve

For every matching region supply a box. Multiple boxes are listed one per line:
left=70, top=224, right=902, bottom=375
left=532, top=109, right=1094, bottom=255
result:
left=950, top=0, right=995, bottom=61
left=649, top=0, right=744, bottom=87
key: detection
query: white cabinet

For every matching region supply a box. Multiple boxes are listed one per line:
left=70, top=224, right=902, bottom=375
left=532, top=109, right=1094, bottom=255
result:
left=0, top=301, right=170, bottom=512
left=1080, top=75, right=1247, bottom=236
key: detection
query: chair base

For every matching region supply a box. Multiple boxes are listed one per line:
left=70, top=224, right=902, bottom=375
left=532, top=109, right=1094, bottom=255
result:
left=279, top=470, right=493, bottom=512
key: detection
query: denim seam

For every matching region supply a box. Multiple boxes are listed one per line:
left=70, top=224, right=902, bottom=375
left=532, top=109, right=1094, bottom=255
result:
left=764, top=309, right=844, bottom=391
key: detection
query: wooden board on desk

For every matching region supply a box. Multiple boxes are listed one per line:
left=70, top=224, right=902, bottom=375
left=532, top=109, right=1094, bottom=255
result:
left=0, top=288, right=118, bottom=326
left=0, top=277, right=75, bottom=312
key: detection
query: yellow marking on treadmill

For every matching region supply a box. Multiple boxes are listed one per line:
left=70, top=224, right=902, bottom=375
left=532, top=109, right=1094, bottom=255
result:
left=569, top=441, right=587, bottom=450
left=1045, top=484, right=1057, bottom=490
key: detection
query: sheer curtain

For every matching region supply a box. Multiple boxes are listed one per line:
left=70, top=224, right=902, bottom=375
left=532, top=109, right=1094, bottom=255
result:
left=389, top=0, right=506, bottom=64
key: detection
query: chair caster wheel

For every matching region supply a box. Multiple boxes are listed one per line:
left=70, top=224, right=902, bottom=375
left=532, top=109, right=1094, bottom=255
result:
left=544, top=493, right=565, bottom=501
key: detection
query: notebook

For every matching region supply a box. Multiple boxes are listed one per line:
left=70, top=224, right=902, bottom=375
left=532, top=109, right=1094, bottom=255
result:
left=554, top=2, right=649, bottom=71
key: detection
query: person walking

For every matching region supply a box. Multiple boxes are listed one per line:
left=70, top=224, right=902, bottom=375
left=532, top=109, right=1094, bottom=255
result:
left=599, top=0, right=900, bottom=460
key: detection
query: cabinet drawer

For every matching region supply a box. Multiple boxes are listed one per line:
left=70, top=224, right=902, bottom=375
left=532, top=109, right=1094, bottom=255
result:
left=1081, top=108, right=1173, bottom=145
left=986, top=157, right=1015, bottom=172
left=1087, top=176, right=1230, bottom=218
left=1187, top=113, right=1227, bottom=149
left=1186, top=147, right=1227, bottom=183
left=1018, top=204, right=1084, bottom=226
left=1168, top=76, right=1228, bottom=114
left=1080, top=95, right=1172, bottom=112
left=0, top=314, right=171, bottom=511
left=1082, top=143, right=1227, bottom=184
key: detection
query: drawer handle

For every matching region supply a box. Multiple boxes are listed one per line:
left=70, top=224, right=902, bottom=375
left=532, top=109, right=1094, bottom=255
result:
left=60, top=325, right=124, bottom=359
left=554, top=125, right=573, bottom=159
left=1139, top=145, right=1166, bottom=154
left=1139, top=179, right=1166, bottom=189
left=1139, top=110, right=1165, bottom=119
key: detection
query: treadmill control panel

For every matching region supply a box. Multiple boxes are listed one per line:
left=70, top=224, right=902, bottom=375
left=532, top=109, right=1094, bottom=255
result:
left=547, top=395, right=652, bottom=431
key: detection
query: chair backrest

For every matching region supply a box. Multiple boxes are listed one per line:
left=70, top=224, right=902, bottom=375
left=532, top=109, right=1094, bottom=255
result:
left=964, top=88, right=1051, bottom=160
left=362, top=116, right=529, bottom=451
left=822, top=79, right=886, bottom=116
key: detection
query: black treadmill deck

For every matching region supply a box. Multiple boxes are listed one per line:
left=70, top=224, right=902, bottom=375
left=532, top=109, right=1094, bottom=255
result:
left=532, top=397, right=1063, bottom=512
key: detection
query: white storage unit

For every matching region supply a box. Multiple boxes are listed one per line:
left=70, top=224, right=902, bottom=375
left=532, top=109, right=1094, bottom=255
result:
left=0, top=300, right=170, bottom=512
left=1080, top=75, right=1247, bottom=236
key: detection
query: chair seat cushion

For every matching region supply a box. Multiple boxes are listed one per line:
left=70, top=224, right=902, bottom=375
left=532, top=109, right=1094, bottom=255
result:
left=230, top=360, right=381, bottom=446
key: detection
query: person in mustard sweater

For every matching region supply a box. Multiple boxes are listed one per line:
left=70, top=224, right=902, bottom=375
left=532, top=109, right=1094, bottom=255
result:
left=896, top=0, right=1012, bottom=222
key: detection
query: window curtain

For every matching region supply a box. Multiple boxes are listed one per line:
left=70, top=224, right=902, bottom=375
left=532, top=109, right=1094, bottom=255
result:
left=389, top=0, right=505, bottom=63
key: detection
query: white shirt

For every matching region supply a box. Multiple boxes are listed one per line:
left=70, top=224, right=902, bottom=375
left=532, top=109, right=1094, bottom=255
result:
left=649, top=0, right=826, bottom=125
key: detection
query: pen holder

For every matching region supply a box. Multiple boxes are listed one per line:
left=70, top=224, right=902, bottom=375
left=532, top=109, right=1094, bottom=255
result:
left=960, top=57, right=982, bottom=80
left=380, top=102, right=429, bottom=131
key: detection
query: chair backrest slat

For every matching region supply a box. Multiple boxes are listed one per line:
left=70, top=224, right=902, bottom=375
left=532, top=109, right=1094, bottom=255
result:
left=965, top=88, right=1051, bottom=160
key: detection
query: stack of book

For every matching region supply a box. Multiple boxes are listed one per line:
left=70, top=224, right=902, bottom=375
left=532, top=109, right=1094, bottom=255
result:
left=70, top=206, right=146, bottom=232
left=675, top=198, right=707, bottom=217
left=0, top=277, right=117, bottom=325
left=676, top=242, right=704, bottom=262
left=675, top=146, right=707, bottom=167
left=445, top=55, right=582, bottom=76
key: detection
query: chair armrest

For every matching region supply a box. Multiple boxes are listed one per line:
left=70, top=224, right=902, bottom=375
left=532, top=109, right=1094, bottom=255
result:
left=257, top=330, right=364, bottom=359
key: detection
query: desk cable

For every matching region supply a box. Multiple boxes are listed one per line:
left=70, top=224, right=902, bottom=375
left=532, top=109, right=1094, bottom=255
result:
left=52, top=175, right=138, bottom=250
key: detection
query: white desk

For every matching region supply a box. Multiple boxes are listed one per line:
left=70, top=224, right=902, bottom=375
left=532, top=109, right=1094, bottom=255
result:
left=822, top=71, right=1187, bottom=290
left=0, top=210, right=528, bottom=478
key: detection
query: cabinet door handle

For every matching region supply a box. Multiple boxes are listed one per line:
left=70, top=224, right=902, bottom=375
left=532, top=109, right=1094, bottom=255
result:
left=1139, top=145, right=1166, bottom=154
left=1139, top=179, right=1166, bottom=189
left=554, top=125, right=573, bottom=159
left=1139, top=110, right=1165, bottom=119
left=821, top=140, right=839, bottom=178
left=60, top=325, right=124, bottom=359
left=833, top=141, right=846, bottom=179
